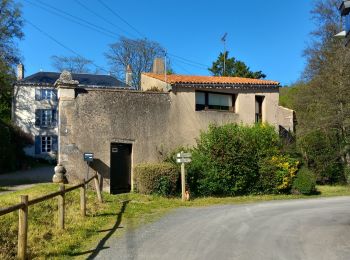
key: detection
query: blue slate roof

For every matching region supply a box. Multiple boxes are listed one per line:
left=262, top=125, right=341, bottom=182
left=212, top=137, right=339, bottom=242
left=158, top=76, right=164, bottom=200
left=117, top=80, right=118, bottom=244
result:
left=19, top=72, right=129, bottom=88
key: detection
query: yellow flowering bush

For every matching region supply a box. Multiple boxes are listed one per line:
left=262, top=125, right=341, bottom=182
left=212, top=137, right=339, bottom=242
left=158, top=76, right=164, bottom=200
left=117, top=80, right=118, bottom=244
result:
left=258, top=155, right=299, bottom=194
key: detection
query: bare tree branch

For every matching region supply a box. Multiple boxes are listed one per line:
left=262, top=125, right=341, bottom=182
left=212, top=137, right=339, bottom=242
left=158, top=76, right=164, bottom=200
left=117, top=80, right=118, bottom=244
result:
left=51, top=55, right=93, bottom=74
left=105, top=37, right=167, bottom=89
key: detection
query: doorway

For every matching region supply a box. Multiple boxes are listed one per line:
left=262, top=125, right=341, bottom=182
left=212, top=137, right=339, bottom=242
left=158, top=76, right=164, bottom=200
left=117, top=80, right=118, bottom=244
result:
left=110, top=143, right=132, bottom=194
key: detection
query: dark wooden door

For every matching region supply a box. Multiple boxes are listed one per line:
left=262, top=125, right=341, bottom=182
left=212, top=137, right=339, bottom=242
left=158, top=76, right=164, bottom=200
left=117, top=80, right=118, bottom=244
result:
left=110, top=143, right=132, bottom=194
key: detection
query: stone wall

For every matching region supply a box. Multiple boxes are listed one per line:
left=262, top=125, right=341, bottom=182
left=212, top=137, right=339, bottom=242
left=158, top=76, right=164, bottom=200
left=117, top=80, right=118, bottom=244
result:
left=59, top=88, right=173, bottom=189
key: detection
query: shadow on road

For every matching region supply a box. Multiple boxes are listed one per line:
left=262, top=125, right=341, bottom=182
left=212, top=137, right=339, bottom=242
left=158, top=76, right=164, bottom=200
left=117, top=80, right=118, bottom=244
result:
left=71, top=199, right=130, bottom=259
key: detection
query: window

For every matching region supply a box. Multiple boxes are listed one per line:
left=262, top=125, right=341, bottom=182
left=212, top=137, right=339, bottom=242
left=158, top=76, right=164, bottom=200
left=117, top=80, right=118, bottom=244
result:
left=35, top=109, right=57, bottom=128
left=41, top=136, right=52, bottom=153
left=255, top=96, right=264, bottom=123
left=195, top=91, right=235, bottom=112
left=35, top=135, right=57, bottom=154
left=35, top=88, right=57, bottom=101
left=195, top=92, right=206, bottom=111
left=41, top=110, right=52, bottom=127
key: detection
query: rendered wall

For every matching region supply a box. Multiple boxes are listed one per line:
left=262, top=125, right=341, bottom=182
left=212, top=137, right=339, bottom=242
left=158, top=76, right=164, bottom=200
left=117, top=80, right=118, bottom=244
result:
left=278, top=106, right=295, bottom=132
left=59, top=79, right=290, bottom=192
left=58, top=88, right=172, bottom=190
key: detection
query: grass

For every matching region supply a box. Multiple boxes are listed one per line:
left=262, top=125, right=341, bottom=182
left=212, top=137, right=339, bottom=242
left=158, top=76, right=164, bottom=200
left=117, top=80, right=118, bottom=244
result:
left=1, top=184, right=350, bottom=259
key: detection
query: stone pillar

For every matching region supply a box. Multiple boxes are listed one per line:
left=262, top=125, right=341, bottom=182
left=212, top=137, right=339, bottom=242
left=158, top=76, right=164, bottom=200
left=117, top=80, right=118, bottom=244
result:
left=52, top=71, right=79, bottom=183
left=53, top=164, right=68, bottom=184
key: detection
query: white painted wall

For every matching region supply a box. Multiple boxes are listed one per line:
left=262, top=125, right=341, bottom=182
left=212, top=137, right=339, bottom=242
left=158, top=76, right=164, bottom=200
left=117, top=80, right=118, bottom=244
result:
left=12, top=84, right=58, bottom=158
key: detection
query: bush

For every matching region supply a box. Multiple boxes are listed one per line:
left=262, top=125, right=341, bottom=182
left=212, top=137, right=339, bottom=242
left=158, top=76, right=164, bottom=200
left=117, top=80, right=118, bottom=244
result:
left=292, top=168, right=316, bottom=195
left=134, top=163, right=179, bottom=196
left=298, top=130, right=345, bottom=184
left=186, top=123, right=285, bottom=196
left=258, top=155, right=299, bottom=194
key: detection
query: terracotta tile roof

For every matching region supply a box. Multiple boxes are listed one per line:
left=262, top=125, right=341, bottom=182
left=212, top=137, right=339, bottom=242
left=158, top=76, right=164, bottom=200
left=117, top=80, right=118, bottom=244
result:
left=143, top=73, right=279, bottom=86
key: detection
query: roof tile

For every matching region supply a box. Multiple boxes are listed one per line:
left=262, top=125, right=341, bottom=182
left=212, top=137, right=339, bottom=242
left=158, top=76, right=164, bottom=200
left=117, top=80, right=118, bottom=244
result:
left=143, top=73, right=279, bottom=86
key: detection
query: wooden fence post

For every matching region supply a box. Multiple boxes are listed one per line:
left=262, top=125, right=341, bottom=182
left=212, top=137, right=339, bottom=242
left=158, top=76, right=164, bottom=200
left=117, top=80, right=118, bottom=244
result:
left=94, top=174, right=103, bottom=203
left=80, top=182, right=86, bottom=217
left=58, top=184, right=65, bottom=230
left=18, top=195, right=28, bottom=260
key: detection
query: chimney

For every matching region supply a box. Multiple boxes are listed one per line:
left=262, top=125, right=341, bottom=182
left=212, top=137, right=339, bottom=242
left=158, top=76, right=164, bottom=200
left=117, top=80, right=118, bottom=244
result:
left=152, top=58, right=165, bottom=74
left=126, top=64, right=132, bottom=86
left=17, top=63, right=24, bottom=80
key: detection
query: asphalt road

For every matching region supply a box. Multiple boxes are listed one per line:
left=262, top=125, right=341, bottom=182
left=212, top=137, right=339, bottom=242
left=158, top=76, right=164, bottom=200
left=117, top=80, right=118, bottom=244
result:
left=0, top=166, right=54, bottom=193
left=95, top=197, right=350, bottom=260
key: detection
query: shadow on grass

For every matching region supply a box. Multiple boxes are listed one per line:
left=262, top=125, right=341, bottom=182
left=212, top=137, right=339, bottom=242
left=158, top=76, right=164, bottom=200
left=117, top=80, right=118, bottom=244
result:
left=71, top=199, right=130, bottom=259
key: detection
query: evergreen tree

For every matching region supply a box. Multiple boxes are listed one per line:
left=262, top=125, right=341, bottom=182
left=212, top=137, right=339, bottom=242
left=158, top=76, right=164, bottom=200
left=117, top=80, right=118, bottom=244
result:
left=208, top=52, right=266, bottom=79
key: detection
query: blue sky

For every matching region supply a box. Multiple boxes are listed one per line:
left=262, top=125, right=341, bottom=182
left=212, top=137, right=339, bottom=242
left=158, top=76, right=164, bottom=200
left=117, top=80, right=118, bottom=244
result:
left=18, top=0, right=315, bottom=86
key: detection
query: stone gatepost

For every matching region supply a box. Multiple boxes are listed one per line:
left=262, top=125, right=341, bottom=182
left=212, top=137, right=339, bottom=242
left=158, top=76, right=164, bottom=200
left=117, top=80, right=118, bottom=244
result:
left=52, top=71, right=79, bottom=183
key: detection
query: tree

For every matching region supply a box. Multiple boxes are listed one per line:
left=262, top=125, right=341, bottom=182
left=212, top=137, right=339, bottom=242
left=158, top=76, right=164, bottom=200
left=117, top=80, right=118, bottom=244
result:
left=105, top=37, right=166, bottom=89
left=0, top=0, right=24, bottom=67
left=0, top=59, right=13, bottom=121
left=0, top=0, right=24, bottom=122
left=51, top=55, right=93, bottom=74
left=285, top=0, right=350, bottom=183
left=209, top=52, right=266, bottom=79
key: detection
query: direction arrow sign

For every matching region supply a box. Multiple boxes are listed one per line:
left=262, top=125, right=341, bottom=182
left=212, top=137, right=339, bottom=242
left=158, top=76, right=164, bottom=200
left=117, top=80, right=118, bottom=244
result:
left=176, top=158, right=192, bottom=163
left=176, top=152, right=192, bottom=158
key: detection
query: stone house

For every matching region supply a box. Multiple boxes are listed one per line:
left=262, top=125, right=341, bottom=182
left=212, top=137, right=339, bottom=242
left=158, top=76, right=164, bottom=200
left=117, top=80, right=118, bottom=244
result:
left=12, top=64, right=129, bottom=159
left=55, top=60, right=294, bottom=194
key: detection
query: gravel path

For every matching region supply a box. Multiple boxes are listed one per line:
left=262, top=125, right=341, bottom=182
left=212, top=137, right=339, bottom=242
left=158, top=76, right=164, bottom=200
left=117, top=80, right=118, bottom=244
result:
left=94, top=196, right=350, bottom=260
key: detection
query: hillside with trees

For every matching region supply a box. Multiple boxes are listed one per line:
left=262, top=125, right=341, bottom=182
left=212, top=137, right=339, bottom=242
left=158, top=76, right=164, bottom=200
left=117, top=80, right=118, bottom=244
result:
left=280, top=0, right=350, bottom=184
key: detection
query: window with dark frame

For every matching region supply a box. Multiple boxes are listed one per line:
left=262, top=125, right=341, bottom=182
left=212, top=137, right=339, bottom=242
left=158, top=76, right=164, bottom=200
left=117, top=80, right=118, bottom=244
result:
left=35, top=88, right=57, bottom=101
left=255, top=96, right=264, bottom=123
left=195, top=91, right=235, bottom=112
left=41, top=109, right=53, bottom=127
left=41, top=136, right=52, bottom=153
left=35, top=109, right=57, bottom=128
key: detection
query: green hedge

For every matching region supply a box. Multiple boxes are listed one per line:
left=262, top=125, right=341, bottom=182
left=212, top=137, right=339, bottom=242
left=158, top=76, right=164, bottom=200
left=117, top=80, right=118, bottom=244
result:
left=134, top=163, right=179, bottom=196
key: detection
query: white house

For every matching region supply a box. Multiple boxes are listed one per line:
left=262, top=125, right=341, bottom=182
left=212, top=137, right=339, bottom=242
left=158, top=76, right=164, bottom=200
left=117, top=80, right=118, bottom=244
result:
left=12, top=64, right=130, bottom=159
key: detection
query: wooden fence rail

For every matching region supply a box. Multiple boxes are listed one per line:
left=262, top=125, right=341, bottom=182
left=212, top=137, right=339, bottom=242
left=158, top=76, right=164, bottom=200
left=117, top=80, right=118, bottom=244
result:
left=0, top=173, right=102, bottom=260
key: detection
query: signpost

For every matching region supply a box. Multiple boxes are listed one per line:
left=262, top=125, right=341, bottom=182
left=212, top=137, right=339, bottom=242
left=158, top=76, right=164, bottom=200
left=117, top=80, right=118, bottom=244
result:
left=176, top=151, right=192, bottom=201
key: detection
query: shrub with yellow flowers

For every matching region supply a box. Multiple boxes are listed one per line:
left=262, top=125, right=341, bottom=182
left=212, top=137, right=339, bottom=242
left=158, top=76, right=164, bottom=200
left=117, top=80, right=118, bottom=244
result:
left=258, top=155, right=299, bottom=194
